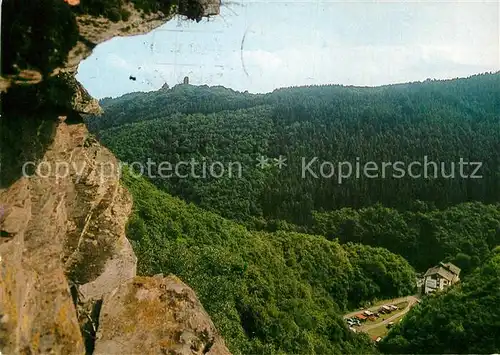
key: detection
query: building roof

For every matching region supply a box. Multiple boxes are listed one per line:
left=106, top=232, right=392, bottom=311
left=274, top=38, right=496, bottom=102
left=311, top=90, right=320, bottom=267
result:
left=440, top=262, right=461, bottom=276
left=356, top=314, right=367, bottom=320
left=424, top=261, right=461, bottom=282
left=424, top=266, right=457, bottom=282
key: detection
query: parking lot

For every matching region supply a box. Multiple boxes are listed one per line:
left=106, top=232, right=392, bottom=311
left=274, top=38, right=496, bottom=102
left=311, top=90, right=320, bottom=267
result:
left=343, top=296, right=420, bottom=339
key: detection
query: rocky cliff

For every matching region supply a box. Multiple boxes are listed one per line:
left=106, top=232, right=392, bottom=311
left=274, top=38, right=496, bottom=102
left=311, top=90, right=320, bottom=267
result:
left=0, top=1, right=229, bottom=354
left=94, top=275, right=230, bottom=355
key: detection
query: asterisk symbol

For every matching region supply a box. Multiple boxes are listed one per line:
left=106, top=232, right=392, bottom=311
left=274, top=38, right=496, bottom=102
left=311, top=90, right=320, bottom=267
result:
left=256, top=155, right=269, bottom=169
left=273, top=155, right=287, bottom=169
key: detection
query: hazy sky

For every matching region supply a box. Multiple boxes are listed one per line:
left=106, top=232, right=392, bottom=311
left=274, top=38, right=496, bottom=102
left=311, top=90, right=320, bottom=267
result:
left=77, top=0, right=499, bottom=99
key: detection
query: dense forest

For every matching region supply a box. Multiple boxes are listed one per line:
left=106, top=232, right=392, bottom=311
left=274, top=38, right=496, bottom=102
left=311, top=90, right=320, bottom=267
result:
left=311, top=202, right=500, bottom=272
left=86, top=73, right=500, bottom=270
left=86, top=73, right=500, bottom=353
left=87, top=73, right=499, bottom=226
left=380, top=246, right=500, bottom=354
left=123, top=170, right=415, bottom=354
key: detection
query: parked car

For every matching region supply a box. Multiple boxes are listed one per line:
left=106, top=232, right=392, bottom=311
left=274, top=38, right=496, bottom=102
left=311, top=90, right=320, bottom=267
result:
left=380, top=306, right=391, bottom=313
left=348, top=318, right=360, bottom=326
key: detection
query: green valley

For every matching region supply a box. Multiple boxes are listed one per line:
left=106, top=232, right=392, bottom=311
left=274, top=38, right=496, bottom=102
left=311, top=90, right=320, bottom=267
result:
left=86, top=73, right=500, bottom=354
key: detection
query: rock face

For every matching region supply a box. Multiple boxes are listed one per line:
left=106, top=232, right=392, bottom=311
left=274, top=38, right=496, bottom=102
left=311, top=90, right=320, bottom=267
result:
left=94, top=275, right=230, bottom=355
left=0, top=124, right=89, bottom=354
left=0, top=122, right=134, bottom=353
left=0, top=0, right=229, bottom=354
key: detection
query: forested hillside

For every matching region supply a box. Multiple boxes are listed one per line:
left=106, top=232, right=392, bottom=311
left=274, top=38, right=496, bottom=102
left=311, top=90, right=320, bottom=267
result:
left=87, top=73, right=500, bottom=227
left=311, top=202, right=500, bottom=272
left=86, top=73, right=500, bottom=272
left=380, top=246, right=500, bottom=354
left=123, top=171, right=415, bottom=354
left=85, top=73, right=500, bottom=353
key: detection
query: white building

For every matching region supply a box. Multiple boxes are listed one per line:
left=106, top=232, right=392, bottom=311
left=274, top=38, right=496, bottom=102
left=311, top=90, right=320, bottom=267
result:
left=423, top=262, right=461, bottom=294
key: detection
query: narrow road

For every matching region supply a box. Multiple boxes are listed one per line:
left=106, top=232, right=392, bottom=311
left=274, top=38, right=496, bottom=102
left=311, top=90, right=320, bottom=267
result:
left=343, top=295, right=419, bottom=319
left=360, top=296, right=419, bottom=332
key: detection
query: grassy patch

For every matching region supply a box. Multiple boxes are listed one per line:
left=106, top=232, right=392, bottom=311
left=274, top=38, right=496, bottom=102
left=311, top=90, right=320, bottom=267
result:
left=366, top=313, right=406, bottom=339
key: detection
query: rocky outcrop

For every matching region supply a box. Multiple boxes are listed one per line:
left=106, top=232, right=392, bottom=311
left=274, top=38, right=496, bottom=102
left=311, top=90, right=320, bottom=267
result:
left=94, top=275, right=230, bottom=355
left=1, top=0, right=220, bottom=96
left=0, top=122, right=133, bottom=353
left=67, top=74, right=103, bottom=115
left=0, top=0, right=229, bottom=354
left=0, top=121, right=230, bottom=354
left=0, top=125, right=89, bottom=354
left=66, top=3, right=176, bottom=75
